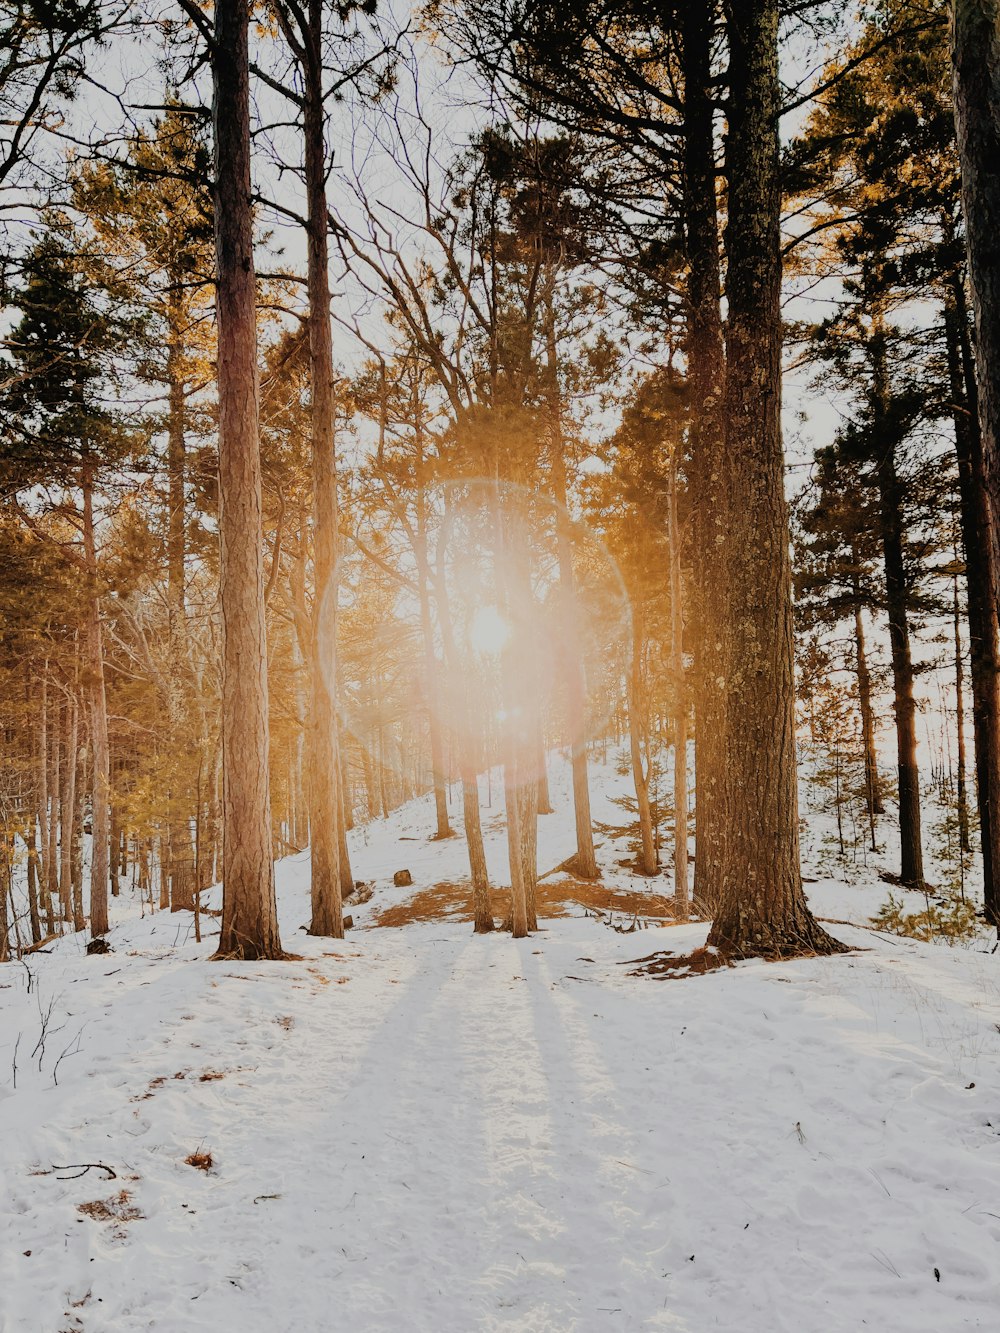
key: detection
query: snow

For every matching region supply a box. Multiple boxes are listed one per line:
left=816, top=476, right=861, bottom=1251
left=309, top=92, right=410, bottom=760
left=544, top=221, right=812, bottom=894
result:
left=2, top=752, right=999, bottom=1331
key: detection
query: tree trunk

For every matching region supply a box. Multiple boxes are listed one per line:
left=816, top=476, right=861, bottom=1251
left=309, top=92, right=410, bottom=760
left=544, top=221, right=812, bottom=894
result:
left=82, top=465, right=110, bottom=939
left=212, top=0, right=283, bottom=958
left=627, top=611, right=658, bottom=876
left=166, top=302, right=195, bottom=912
left=535, top=726, right=553, bottom=814
left=870, top=323, right=924, bottom=886
left=72, top=731, right=85, bottom=934
left=435, top=515, right=493, bottom=930
left=545, top=301, right=598, bottom=877
left=59, top=694, right=74, bottom=924
left=668, top=447, right=690, bottom=920
left=37, top=673, right=55, bottom=935
left=707, top=0, right=842, bottom=958
left=25, top=817, right=41, bottom=945
left=337, top=748, right=354, bottom=897
left=944, top=278, right=1000, bottom=922
left=681, top=1, right=729, bottom=915
left=297, top=0, right=344, bottom=939
left=0, top=838, right=8, bottom=962
left=952, top=3, right=1000, bottom=682
left=954, top=572, right=972, bottom=852
left=851, top=590, right=883, bottom=850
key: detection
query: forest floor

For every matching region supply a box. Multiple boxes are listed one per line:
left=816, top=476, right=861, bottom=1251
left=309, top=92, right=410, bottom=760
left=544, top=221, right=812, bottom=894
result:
left=2, top=752, right=999, bottom=1332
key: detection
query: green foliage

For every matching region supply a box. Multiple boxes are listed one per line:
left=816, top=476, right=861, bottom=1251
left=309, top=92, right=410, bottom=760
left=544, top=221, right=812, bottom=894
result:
left=871, top=889, right=979, bottom=944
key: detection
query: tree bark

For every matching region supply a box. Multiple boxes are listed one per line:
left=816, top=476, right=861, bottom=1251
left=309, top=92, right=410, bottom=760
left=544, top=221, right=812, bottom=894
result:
left=954, top=572, right=972, bottom=851
left=870, top=323, right=924, bottom=886
left=411, top=398, right=453, bottom=840
left=37, top=673, right=55, bottom=935
left=851, top=590, right=883, bottom=850
left=944, top=279, right=1000, bottom=922
left=72, top=726, right=85, bottom=934
left=82, top=463, right=110, bottom=939
left=298, top=0, right=344, bottom=939
left=435, top=516, right=493, bottom=930
left=667, top=446, right=689, bottom=920
left=681, top=1, right=728, bottom=912
left=59, top=694, right=73, bottom=924
left=952, top=5, right=1000, bottom=700
left=627, top=609, right=658, bottom=876
left=707, top=0, right=842, bottom=958
left=212, top=0, right=283, bottom=959
left=166, top=289, right=195, bottom=913
left=545, top=302, right=598, bottom=877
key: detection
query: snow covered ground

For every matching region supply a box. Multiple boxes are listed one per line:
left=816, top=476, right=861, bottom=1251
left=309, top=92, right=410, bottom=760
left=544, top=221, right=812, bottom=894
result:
left=2, top=752, right=999, bottom=1332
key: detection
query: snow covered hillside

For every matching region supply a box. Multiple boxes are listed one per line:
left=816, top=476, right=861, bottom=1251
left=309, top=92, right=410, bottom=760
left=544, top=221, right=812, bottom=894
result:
left=2, top=752, right=999, bottom=1332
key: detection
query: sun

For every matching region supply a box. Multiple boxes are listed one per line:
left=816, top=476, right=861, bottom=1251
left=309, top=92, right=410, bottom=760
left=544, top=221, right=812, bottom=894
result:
left=469, top=604, right=511, bottom=657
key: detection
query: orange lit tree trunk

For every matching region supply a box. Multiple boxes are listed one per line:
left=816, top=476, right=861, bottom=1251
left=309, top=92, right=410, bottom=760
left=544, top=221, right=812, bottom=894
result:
left=682, top=1, right=728, bottom=914
left=300, top=0, right=343, bottom=938
left=545, top=300, right=598, bottom=878
left=437, top=501, right=493, bottom=930
left=211, top=0, right=283, bottom=959
left=82, top=462, right=110, bottom=940
left=667, top=447, right=689, bottom=919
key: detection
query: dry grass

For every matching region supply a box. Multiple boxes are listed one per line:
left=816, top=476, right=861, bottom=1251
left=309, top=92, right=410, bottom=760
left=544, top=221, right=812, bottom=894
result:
left=184, top=1151, right=213, bottom=1172
left=370, top=876, right=679, bottom=929
left=77, top=1190, right=143, bottom=1224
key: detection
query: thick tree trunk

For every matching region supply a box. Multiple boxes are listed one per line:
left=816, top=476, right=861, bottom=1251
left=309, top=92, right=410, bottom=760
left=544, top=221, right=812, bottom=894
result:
left=870, top=325, right=924, bottom=886
left=82, top=465, right=110, bottom=939
left=707, top=0, right=842, bottom=959
left=944, top=280, right=1000, bottom=921
left=212, top=0, right=283, bottom=959
left=681, top=1, right=729, bottom=913
left=952, top=3, right=1000, bottom=676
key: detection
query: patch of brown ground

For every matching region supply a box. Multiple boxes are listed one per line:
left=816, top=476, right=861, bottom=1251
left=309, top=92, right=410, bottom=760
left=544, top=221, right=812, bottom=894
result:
left=627, top=946, right=734, bottom=978
left=184, top=1152, right=213, bottom=1172
left=370, top=876, right=680, bottom=929
left=77, top=1190, right=143, bottom=1224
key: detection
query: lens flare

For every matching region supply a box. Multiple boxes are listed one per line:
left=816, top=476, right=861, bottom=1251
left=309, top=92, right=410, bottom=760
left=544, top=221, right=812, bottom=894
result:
left=469, top=604, right=511, bottom=657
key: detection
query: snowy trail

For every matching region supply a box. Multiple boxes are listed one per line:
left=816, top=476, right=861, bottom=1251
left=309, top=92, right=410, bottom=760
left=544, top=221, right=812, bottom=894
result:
left=3, top=751, right=1000, bottom=1331
left=4, top=913, right=1000, bottom=1332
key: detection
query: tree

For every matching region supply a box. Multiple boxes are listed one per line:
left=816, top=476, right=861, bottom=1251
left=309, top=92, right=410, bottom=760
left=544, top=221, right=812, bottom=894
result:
left=705, top=0, right=842, bottom=958
left=3, top=227, right=141, bottom=939
left=208, top=0, right=283, bottom=959
left=952, top=1, right=1000, bottom=624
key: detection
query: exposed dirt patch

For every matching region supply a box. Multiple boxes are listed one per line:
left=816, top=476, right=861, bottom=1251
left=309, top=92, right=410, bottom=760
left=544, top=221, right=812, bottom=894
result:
left=77, top=1190, right=143, bottom=1224
left=370, top=876, right=680, bottom=929
left=626, top=947, right=735, bottom=979
left=184, top=1151, right=213, bottom=1172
